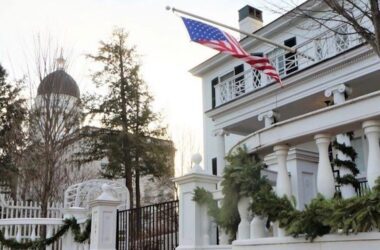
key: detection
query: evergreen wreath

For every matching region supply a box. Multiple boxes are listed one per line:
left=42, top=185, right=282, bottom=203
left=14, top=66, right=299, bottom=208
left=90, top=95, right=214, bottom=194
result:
left=0, top=217, right=91, bottom=249
left=332, top=132, right=360, bottom=189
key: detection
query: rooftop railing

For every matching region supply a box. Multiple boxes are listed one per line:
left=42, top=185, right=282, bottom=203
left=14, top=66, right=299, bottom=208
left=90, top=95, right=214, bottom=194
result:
left=214, top=26, right=364, bottom=107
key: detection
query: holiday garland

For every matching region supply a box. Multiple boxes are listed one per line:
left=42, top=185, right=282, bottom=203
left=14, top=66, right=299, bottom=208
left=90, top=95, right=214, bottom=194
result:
left=0, top=217, right=91, bottom=249
left=193, top=147, right=380, bottom=241
left=332, top=132, right=360, bottom=189
left=193, top=146, right=270, bottom=240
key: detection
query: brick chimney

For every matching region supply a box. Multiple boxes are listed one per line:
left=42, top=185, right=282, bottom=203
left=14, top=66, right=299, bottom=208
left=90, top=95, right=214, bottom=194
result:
left=238, top=5, right=263, bottom=39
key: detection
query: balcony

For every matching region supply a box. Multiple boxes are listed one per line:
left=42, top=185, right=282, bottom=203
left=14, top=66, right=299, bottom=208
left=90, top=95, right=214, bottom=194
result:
left=214, top=26, right=364, bottom=107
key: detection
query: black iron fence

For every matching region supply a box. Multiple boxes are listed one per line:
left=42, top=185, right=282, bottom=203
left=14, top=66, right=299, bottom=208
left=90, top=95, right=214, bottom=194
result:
left=116, top=200, right=179, bottom=250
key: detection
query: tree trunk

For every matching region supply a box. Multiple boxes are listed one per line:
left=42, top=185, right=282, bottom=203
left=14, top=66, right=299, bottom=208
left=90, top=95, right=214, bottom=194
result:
left=135, top=168, right=141, bottom=208
left=125, top=165, right=134, bottom=209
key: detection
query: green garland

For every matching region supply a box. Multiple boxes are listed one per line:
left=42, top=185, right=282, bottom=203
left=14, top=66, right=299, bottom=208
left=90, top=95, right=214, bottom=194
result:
left=332, top=133, right=360, bottom=189
left=0, top=217, right=91, bottom=249
left=193, top=146, right=270, bottom=241
left=193, top=147, right=380, bottom=241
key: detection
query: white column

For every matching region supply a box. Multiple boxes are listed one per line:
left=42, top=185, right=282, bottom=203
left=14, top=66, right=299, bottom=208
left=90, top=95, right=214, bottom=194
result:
left=258, top=111, right=277, bottom=127
left=336, top=134, right=356, bottom=198
left=314, top=134, right=335, bottom=198
left=173, top=154, right=221, bottom=249
left=324, top=84, right=351, bottom=105
left=237, top=197, right=251, bottom=240
left=89, top=184, right=120, bottom=250
left=274, top=145, right=292, bottom=198
left=273, top=145, right=291, bottom=237
left=215, top=129, right=228, bottom=176
left=326, top=84, right=355, bottom=198
left=363, top=120, right=380, bottom=188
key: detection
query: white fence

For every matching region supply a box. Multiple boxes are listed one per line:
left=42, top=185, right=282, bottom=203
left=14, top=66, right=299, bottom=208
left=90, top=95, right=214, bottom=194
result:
left=0, top=196, right=64, bottom=249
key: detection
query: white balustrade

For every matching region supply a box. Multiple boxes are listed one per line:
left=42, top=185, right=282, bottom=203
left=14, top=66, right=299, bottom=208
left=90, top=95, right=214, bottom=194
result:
left=214, top=25, right=363, bottom=107
left=315, top=134, right=336, bottom=198
left=250, top=215, right=266, bottom=239
left=237, top=197, right=251, bottom=240
left=363, top=120, right=380, bottom=188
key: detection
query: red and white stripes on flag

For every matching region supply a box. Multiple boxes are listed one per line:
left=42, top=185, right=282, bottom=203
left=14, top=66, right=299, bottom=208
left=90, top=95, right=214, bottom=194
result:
left=182, top=17, right=282, bottom=85
left=201, top=32, right=282, bottom=84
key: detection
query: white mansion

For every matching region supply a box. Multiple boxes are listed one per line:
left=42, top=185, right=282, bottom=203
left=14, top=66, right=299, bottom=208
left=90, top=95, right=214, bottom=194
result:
left=174, top=1, right=380, bottom=250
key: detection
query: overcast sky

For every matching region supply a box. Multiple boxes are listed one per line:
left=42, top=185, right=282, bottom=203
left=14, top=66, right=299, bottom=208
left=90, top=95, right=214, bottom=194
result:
left=0, top=0, right=305, bottom=173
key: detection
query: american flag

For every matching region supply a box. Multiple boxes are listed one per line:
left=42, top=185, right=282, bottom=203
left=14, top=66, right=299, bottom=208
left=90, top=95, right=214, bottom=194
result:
left=182, top=17, right=282, bottom=84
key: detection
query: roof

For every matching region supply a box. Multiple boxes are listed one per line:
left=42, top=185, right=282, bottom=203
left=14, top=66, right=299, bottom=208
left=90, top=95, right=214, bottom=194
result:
left=37, top=70, right=80, bottom=98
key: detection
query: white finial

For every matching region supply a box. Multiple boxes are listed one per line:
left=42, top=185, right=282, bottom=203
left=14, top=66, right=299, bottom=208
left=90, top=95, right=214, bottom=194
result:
left=191, top=153, right=203, bottom=173
left=56, top=48, right=65, bottom=70
left=96, top=183, right=118, bottom=201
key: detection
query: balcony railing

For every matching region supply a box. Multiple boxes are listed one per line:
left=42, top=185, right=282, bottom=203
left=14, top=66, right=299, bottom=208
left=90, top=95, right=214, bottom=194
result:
left=214, top=26, right=364, bottom=107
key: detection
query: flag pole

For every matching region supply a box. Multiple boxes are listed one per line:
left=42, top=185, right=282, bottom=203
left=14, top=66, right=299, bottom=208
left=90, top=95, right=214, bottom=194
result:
left=167, top=6, right=315, bottom=62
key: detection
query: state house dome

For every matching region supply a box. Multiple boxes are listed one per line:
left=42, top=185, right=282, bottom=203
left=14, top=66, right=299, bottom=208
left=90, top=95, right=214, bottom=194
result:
left=37, top=70, right=80, bottom=98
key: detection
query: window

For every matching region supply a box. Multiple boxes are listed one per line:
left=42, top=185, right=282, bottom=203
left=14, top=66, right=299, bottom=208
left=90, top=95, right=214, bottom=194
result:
left=351, top=136, right=366, bottom=175
left=284, top=37, right=298, bottom=74
left=211, top=78, right=219, bottom=108
left=212, top=158, right=217, bottom=176
left=234, top=64, right=245, bottom=97
left=267, top=48, right=285, bottom=77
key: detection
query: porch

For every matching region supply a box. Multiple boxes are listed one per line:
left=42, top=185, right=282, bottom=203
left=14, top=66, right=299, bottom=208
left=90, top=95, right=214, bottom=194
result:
left=174, top=82, right=380, bottom=249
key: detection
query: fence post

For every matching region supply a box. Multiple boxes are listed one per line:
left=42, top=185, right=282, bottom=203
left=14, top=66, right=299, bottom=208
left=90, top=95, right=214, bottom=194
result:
left=62, top=207, right=88, bottom=250
left=89, top=184, right=121, bottom=250
left=173, top=154, right=221, bottom=249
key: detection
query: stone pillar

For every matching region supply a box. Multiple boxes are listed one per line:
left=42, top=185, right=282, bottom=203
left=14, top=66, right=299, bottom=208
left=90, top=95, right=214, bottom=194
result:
left=215, top=129, right=228, bottom=176
left=273, top=145, right=291, bottom=237
left=62, top=207, right=88, bottom=250
left=174, top=154, right=221, bottom=249
left=258, top=111, right=277, bottom=127
left=89, top=184, right=120, bottom=250
left=314, top=134, right=335, bottom=198
left=363, top=120, right=380, bottom=188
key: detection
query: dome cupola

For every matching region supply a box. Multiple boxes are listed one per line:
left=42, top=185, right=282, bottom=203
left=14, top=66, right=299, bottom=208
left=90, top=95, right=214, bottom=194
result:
left=37, top=70, right=80, bottom=98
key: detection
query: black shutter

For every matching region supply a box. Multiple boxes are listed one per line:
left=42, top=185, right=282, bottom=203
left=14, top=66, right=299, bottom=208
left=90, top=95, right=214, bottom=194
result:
left=284, top=37, right=298, bottom=74
left=234, top=64, right=245, bottom=96
left=251, top=52, right=264, bottom=57
left=212, top=158, right=217, bottom=176
left=211, top=77, right=219, bottom=108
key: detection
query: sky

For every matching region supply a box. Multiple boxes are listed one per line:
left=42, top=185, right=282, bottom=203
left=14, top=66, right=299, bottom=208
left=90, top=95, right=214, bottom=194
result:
left=0, top=0, right=303, bottom=174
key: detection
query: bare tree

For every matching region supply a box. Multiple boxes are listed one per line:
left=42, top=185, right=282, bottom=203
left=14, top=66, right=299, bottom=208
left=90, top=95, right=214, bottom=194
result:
left=174, top=127, right=201, bottom=176
left=17, top=38, right=82, bottom=218
left=268, top=0, right=380, bottom=57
